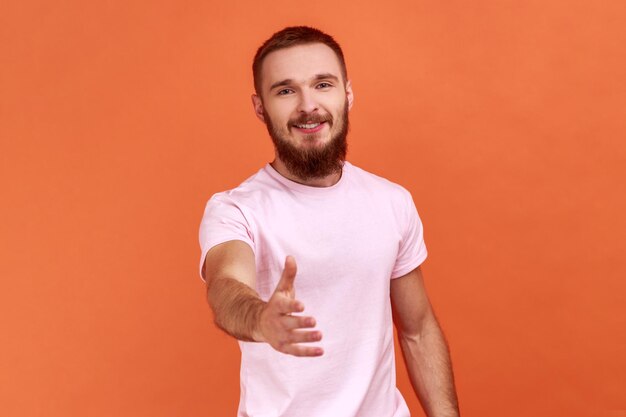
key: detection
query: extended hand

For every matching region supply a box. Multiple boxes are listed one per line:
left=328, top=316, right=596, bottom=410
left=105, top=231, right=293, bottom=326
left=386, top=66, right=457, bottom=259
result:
left=255, top=256, right=323, bottom=357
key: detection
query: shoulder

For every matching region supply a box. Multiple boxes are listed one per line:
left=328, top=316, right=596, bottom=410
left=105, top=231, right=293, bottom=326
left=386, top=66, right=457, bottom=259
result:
left=206, top=165, right=278, bottom=210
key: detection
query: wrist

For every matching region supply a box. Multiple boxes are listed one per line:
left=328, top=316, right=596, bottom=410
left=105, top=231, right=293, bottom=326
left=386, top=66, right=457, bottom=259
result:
left=250, top=301, right=268, bottom=343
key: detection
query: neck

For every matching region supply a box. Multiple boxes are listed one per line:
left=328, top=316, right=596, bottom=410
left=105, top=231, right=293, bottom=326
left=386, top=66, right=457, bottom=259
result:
left=270, top=157, right=342, bottom=187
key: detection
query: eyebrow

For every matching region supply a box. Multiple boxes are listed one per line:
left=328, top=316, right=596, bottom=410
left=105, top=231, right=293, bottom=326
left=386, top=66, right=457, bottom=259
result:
left=269, top=73, right=341, bottom=91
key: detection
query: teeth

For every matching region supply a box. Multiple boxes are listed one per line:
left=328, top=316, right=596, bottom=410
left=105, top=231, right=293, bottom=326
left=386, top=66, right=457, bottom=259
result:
left=296, top=123, right=321, bottom=129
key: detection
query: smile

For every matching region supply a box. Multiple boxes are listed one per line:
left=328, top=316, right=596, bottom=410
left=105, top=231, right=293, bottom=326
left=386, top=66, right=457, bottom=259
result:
left=292, top=121, right=326, bottom=133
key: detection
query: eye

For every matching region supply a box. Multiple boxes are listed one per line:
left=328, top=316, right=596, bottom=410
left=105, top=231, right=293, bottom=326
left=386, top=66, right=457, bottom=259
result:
left=316, top=82, right=333, bottom=89
left=277, top=89, right=293, bottom=96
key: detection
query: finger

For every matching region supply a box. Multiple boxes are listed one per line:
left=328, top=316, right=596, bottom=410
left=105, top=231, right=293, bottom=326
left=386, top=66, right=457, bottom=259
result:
left=287, top=329, right=323, bottom=344
left=282, top=315, right=316, bottom=330
left=274, top=330, right=321, bottom=352
left=273, top=294, right=304, bottom=314
left=273, top=329, right=321, bottom=352
left=275, top=255, right=297, bottom=292
left=285, top=344, right=324, bottom=358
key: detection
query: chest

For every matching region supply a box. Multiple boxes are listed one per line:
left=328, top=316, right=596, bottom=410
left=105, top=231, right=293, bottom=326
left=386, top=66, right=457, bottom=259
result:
left=250, top=193, right=402, bottom=301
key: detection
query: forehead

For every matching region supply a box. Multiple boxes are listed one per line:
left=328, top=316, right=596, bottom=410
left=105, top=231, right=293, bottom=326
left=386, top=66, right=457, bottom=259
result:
left=260, top=43, right=343, bottom=91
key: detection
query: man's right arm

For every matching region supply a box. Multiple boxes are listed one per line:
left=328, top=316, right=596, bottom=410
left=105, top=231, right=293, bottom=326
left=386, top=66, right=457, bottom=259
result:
left=204, top=240, right=264, bottom=342
left=204, top=240, right=324, bottom=356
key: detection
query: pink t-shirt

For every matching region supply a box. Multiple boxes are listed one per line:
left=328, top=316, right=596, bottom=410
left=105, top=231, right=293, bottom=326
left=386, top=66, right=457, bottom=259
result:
left=199, top=162, right=427, bottom=417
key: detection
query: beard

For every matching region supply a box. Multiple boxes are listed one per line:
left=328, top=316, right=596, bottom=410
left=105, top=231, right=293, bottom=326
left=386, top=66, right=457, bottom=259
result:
left=264, top=100, right=349, bottom=181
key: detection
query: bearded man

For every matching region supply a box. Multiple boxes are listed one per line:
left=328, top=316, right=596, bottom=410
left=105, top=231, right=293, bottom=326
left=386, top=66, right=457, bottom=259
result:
left=199, top=26, right=460, bottom=417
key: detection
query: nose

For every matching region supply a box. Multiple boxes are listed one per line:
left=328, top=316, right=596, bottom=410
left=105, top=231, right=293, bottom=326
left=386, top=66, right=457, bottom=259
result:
left=296, top=89, right=319, bottom=114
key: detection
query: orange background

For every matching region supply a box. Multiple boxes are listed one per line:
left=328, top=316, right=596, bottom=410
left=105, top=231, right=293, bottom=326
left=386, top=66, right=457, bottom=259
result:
left=1, top=1, right=625, bottom=416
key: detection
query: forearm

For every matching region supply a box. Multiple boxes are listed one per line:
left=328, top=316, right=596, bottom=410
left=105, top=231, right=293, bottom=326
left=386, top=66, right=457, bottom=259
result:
left=207, top=277, right=266, bottom=342
left=399, top=313, right=460, bottom=417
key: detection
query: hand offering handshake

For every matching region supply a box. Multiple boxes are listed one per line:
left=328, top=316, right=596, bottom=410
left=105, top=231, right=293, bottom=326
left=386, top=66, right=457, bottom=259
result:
left=255, top=256, right=324, bottom=357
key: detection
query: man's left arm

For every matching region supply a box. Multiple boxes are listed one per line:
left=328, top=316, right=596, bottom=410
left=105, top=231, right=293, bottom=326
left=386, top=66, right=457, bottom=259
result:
left=391, top=266, right=460, bottom=417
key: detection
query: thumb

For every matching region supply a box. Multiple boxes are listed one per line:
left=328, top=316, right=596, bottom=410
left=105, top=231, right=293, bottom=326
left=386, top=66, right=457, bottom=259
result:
left=275, top=255, right=297, bottom=293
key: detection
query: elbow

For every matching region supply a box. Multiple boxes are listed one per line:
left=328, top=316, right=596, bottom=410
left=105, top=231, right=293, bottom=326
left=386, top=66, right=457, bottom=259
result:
left=397, top=309, right=439, bottom=345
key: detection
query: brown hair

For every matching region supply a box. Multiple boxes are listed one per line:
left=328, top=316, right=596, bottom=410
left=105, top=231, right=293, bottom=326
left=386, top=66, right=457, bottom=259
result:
left=252, top=26, right=348, bottom=95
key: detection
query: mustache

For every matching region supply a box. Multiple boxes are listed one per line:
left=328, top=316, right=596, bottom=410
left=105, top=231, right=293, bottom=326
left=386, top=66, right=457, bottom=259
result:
left=289, top=113, right=333, bottom=126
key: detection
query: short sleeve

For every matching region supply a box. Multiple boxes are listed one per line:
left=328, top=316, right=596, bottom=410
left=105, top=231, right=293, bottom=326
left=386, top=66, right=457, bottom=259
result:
left=198, top=193, right=255, bottom=281
left=391, top=190, right=428, bottom=279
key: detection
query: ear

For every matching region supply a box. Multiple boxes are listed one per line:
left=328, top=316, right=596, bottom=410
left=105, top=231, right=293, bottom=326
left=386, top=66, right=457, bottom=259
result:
left=345, top=80, right=354, bottom=110
left=251, top=94, right=265, bottom=123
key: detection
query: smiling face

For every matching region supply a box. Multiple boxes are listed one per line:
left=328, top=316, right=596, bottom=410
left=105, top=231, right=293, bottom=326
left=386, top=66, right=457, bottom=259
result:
left=252, top=43, right=354, bottom=181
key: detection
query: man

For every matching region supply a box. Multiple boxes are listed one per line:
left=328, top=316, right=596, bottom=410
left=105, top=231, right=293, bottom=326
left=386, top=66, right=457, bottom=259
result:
left=199, top=26, right=460, bottom=417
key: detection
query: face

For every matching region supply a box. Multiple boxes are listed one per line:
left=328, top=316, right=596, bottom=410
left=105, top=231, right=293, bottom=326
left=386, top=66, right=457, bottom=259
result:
left=252, top=43, right=354, bottom=180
